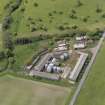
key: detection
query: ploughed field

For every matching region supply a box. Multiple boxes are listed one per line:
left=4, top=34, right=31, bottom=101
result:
left=75, top=41, right=105, bottom=105
left=0, top=75, right=71, bottom=105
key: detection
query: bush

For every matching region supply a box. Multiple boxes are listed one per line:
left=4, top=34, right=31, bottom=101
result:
left=0, top=51, right=5, bottom=60
left=69, top=14, right=77, bottom=19
left=83, top=17, right=88, bottom=22
left=101, top=13, right=105, bottom=18
left=76, top=0, right=83, bottom=7
left=34, top=2, right=39, bottom=7
left=96, top=5, right=102, bottom=13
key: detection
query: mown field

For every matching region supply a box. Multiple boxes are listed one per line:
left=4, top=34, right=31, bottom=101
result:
left=10, top=0, right=105, bottom=38
left=75, top=41, right=105, bottom=105
left=0, top=75, right=71, bottom=105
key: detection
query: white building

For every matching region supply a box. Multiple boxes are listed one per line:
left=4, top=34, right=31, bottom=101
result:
left=76, top=36, right=87, bottom=41
left=74, top=43, right=86, bottom=49
left=54, top=40, right=68, bottom=51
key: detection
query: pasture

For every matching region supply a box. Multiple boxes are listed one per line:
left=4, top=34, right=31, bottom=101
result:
left=0, top=0, right=15, bottom=49
left=0, top=0, right=12, bottom=22
left=75, top=41, right=105, bottom=105
left=10, top=0, right=105, bottom=38
left=0, top=75, right=71, bottom=105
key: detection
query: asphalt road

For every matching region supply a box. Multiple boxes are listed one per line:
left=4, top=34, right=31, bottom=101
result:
left=69, top=32, right=105, bottom=105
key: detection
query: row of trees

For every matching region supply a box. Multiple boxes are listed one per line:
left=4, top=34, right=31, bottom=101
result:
left=0, top=0, right=22, bottom=70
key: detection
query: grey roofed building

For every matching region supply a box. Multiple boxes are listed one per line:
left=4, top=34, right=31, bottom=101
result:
left=29, top=70, right=60, bottom=80
left=69, top=52, right=88, bottom=82
left=34, top=53, right=53, bottom=71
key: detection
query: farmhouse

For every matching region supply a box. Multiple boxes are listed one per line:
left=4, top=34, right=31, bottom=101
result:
left=69, top=52, right=88, bottom=82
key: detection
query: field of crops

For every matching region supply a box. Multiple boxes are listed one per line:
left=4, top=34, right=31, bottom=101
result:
left=75, top=41, right=105, bottom=105
left=0, top=75, right=71, bottom=105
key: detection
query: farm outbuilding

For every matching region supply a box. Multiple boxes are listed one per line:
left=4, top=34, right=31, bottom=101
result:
left=29, top=70, right=60, bottom=80
left=34, top=53, right=53, bottom=71
left=69, top=52, right=88, bottom=82
left=54, top=40, right=68, bottom=51
left=76, top=36, right=87, bottom=41
left=74, top=43, right=86, bottom=49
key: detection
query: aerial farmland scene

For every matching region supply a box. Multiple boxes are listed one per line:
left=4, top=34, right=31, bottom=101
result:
left=0, top=0, right=105, bottom=105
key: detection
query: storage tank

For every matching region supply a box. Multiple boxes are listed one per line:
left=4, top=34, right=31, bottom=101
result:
left=63, top=53, right=69, bottom=59
left=53, top=66, right=57, bottom=72
left=47, top=63, right=54, bottom=73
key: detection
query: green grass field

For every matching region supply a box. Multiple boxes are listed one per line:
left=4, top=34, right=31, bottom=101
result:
left=0, top=75, right=71, bottom=105
left=0, top=0, right=14, bottom=49
left=0, top=0, right=12, bottom=22
left=10, top=0, right=105, bottom=38
left=75, top=41, right=105, bottom=105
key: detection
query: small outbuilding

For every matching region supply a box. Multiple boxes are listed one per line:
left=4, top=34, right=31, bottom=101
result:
left=74, top=43, right=86, bottom=49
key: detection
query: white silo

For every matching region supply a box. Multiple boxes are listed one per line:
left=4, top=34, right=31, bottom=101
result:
left=63, top=52, right=69, bottom=59
left=53, top=66, right=57, bottom=72
left=47, top=63, right=54, bottom=73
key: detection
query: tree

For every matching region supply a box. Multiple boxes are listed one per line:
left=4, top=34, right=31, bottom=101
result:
left=76, top=0, right=83, bottom=7
left=96, top=5, right=102, bottom=13
left=34, top=2, right=39, bottom=7
left=2, top=31, right=14, bottom=51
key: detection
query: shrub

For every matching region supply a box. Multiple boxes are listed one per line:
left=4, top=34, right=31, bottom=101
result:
left=96, top=5, right=102, bottom=13
left=34, top=2, right=39, bottom=7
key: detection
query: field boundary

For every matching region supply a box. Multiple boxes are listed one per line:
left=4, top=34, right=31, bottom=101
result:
left=69, top=32, right=105, bottom=105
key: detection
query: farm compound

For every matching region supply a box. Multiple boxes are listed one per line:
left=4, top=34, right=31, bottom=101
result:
left=26, top=40, right=88, bottom=83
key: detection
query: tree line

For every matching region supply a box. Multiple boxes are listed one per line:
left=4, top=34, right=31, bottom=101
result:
left=0, top=0, right=22, bottom=70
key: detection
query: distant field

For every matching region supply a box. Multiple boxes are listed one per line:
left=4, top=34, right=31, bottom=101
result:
left=0, top=75, right=71, bottom=105
left=75, top=41, right=105, bottom=105
left=10, top=0, right=105, bottom=38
